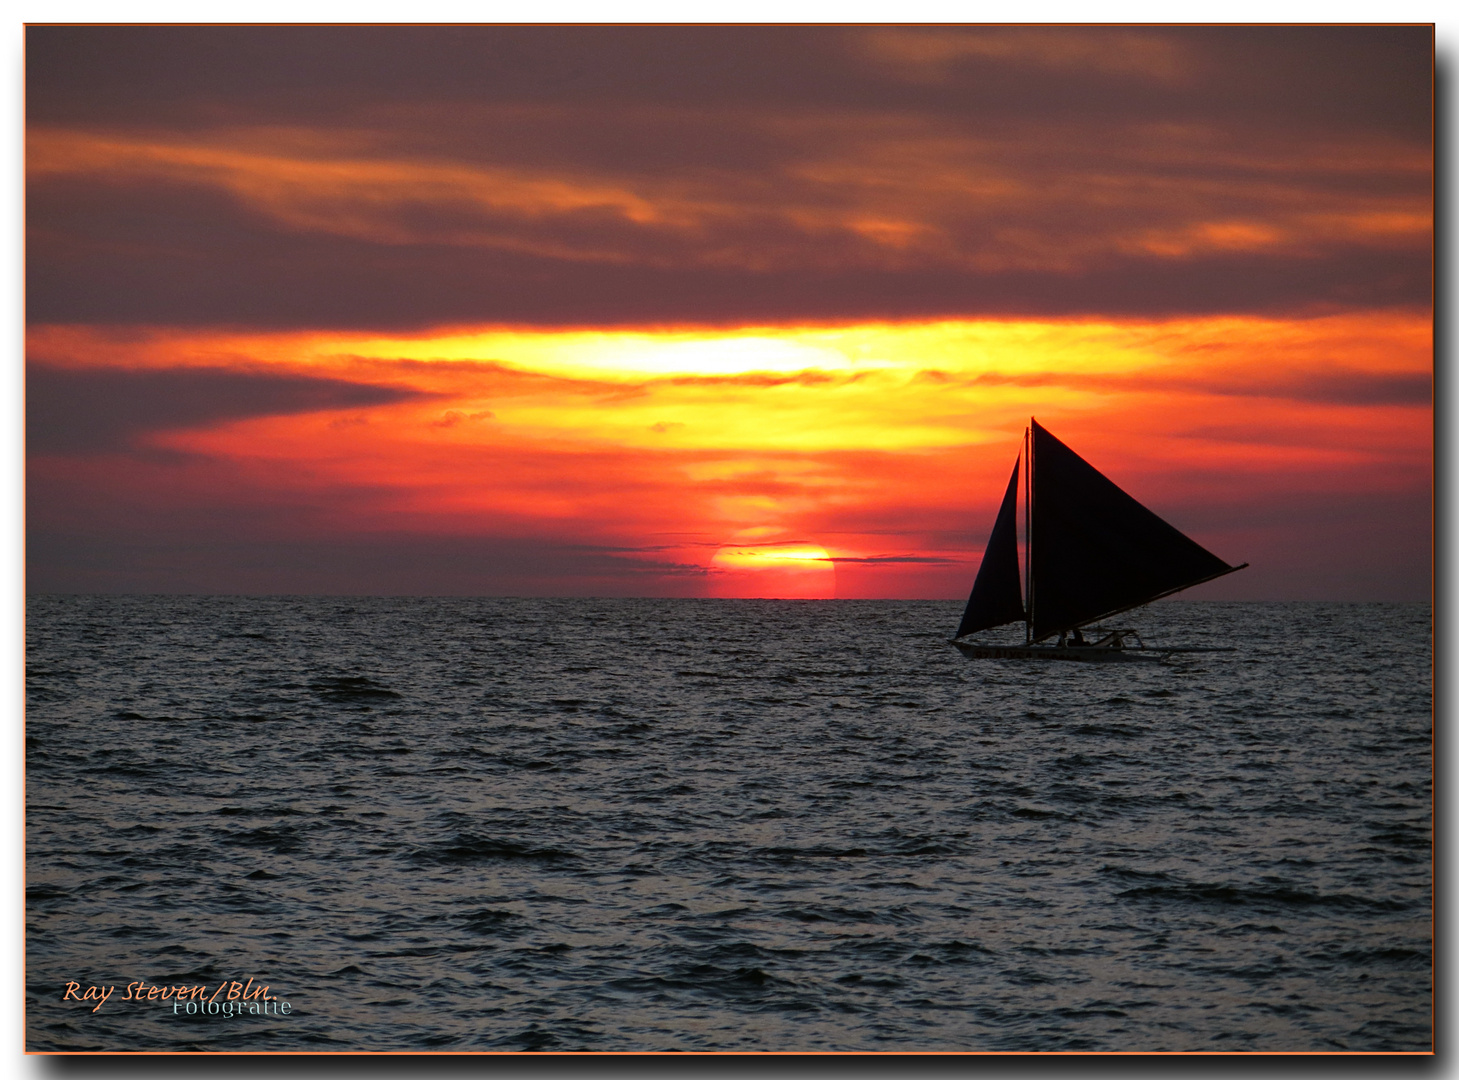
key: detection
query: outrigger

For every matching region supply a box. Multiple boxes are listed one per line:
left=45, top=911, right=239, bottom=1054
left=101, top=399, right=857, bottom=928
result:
left=951, top=419, right=1247, bottom=663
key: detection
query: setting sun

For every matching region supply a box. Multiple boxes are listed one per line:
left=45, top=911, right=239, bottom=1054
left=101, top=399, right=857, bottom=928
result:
left=708, top=538, right=837, bottom=598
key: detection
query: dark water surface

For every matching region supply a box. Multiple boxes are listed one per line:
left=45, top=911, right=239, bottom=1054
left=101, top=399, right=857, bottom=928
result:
left=26, top=597, right=1431, bottom=1051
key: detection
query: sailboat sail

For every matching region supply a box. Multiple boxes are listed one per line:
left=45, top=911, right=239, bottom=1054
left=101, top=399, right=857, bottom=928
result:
left=955, top=456, right=1025, bottom=638
left=1028, top=419, right=1238, bottom=640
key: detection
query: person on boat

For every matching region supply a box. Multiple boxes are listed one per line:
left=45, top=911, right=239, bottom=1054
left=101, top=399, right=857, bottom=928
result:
left=1070, top=628, right=1087, bottom=646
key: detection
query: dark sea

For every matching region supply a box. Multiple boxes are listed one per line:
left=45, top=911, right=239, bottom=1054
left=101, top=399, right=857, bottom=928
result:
left=24, top=597, right=1432, bottom=1053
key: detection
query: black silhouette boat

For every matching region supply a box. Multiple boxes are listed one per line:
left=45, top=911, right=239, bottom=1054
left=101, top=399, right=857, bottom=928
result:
left=952, top=419, right=1247, bottom=662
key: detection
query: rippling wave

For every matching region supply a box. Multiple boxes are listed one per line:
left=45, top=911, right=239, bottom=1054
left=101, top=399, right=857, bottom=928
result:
left=26, top=598, right=1431, bottom=1051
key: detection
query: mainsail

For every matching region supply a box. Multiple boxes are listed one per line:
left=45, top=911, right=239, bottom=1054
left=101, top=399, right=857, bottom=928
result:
left=955, top=457, right=1025, bottom=638
left=1028, top=420, right=1240, bottom=640
left=954, top=419, right=1245, bottom=643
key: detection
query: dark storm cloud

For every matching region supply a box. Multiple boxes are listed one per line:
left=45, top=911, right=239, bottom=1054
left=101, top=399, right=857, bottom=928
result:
left=24, top=180, right=1430, bottom=327
left=24, top=521, right=713, bottom=597
left=1259, top=371, right=1432, bottom=406
left=25, top=25, right=1431, bottom=140
left=829, top=555, right=959, bottom=564
left=26, top=365, right=430, bottom=454
left=959, top=367, right=1432, bottom=407
left=25, top=25, right=1432, bottom=330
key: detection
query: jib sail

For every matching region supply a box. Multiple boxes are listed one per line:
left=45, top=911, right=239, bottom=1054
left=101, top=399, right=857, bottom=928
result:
left=955, top=456, right=1025, bottom=638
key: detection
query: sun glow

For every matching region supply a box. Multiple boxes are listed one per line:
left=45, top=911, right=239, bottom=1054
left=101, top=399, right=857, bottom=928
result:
left=26, top=310, right=1430, bottom=599
left=708, top=538, right=837, bottom=599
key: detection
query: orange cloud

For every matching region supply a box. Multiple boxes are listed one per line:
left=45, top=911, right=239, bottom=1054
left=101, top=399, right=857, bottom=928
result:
left=28, top=107, right=1428, bottom=280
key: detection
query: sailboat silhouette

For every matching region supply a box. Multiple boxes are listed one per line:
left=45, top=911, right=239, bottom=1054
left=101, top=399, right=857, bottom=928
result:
left=953, top=419, right=1247, bottom=661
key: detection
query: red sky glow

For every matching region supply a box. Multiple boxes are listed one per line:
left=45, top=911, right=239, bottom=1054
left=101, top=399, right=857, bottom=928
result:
left=26, top=26, right=1432, bottom=599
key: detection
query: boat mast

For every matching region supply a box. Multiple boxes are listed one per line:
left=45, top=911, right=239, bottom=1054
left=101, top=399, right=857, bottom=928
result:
left=1024, top=422, right=1032, bottom=644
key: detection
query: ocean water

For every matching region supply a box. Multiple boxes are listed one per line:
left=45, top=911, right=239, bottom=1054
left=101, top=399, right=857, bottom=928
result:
left=25, top=596, right=1431, bottom=1052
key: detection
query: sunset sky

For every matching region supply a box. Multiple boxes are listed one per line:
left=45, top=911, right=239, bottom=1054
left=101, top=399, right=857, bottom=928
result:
left=25, top=25, right=1432, bottom=599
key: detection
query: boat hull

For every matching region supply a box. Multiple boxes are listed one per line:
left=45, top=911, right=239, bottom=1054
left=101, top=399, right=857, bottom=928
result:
left=952, top=641, right=1158, bottom=663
